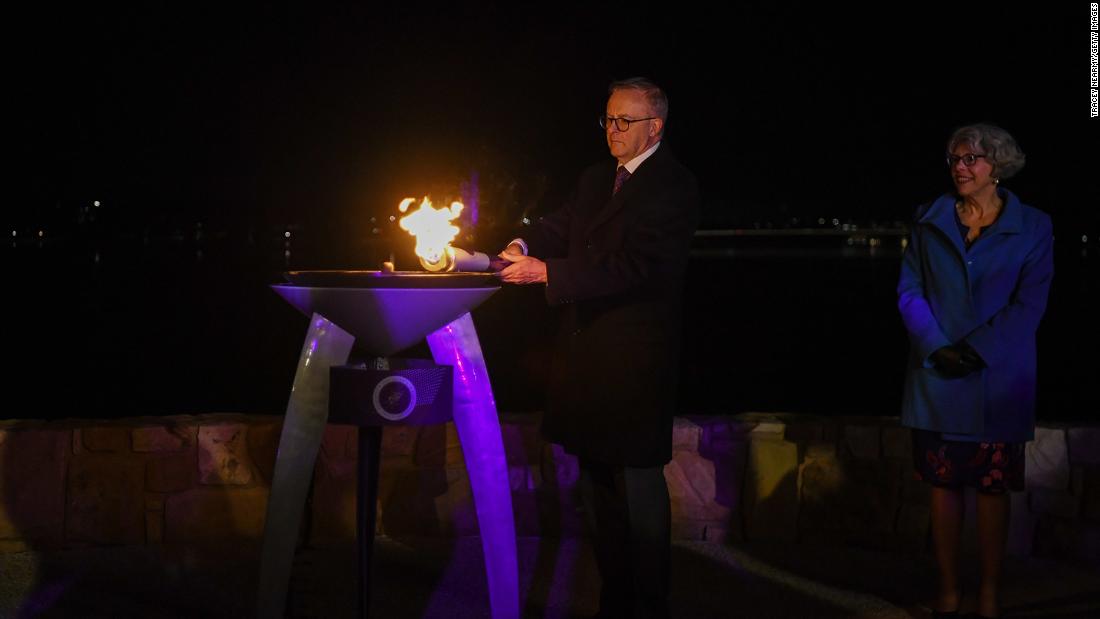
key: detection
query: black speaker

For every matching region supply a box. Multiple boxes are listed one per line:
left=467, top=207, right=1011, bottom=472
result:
left=329, top=360, right=453, bottom=426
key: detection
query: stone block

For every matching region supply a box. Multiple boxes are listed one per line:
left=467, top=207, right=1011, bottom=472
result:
left=379, top=467, right=449, bottom=537
left=246, top=420, right=281, bottom=485
left=146, top=495, right=165, bottom=512
left=508, top=464, right=541, bottom=493
left=0, top=540, right=31, bottom=553
left=743, top=438, right=799, bottom=542
left=846, top=459, right=904, bottom=549
left=381, top=425, right=420, bottom=458
left=881, top=426, right=912, bottom=459
left=309, top=458, right=358, bottom=545
left=1033, top=517, right=1100, bottom=566
left=749, top=421, right=786, bottom=441
left=197, top=423, right=254, bottom=486
left=414, top=423, right=464, bottom=468
left=671, top=417, right=702, bottom=452
left=317, top=448, right=358, bottom=479
left=435, top=466, right=478, bottom=537
left=81, top=426, right=129, bottom=452
left=665, top=451, right=731, bottom=525
left=894, top=501, right=930, bottom=553
left=537, top=487, right=586, bottom=538
left=346, top=426, right=360, bottom=458
left=500, top=413, right=542, bottom=465
left=66, top=455, right=145, bottom=545
left=671, top=519, right=709, bottom=542
left=541, top=444, right=579, bottom=490
left=799, top=444, right=904, bottom=550
left=782, top=418, right=824, bottom=445
left=798, top=443, right=846, bottom=544
left=696, top=417, right=755, bottom=454
left=146, top=510, right=164, bottom=543
left=820, top=418, right=842, bottom=444
left=1029, top=488, right=1081, bottom=520
left=843, top=424, right=881, bottom=460
left=1083, top=467, right=1100, bottom=522
left=694, top=419, right=750, bottom=514
left=0, top=428, right=68, bottom=547
left=1006, top=491, right=1036, bottom=556
left=1067, top=427, right=1100, bottom=466
left=509, top=487, right=542, bottom=537
left=320, top=424, right=354, bottom=460
left=132, top=425, right=192, bottom=453
left=1026, top=427, right=1070, bottom=491
left=148, top=452, right=196, bottom=492
left=164, top=486, right=269, bottom=543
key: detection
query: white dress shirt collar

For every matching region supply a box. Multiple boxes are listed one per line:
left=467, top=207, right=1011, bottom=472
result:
left=621, top=141, right=661, bottom=174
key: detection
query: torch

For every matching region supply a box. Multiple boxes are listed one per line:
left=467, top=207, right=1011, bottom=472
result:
left=397, top=197, right=509, bottom=273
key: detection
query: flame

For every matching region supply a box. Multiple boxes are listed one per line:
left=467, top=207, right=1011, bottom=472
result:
left=398, top=196, right=464, bottom=266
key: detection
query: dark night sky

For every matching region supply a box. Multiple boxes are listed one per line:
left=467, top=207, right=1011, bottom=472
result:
left=11, top=4, right=1099, bottom=239
left=5, top=4, right=1099, bottom=419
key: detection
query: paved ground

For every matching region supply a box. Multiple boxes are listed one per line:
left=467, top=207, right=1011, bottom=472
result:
left=1, top=536, right=1097, bottom=618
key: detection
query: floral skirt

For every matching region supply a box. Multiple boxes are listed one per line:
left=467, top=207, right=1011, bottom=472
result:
left=911, top=429, right=1025, bottom=494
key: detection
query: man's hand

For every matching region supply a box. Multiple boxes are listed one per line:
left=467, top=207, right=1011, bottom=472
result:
left=499, top=242, right=525, bottom=262
left=930, top=344, right=982, bottom=378
left=499, top=253, right=547, bottom=284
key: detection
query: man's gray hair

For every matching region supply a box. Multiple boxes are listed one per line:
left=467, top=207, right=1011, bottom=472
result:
left=609, top=77, right=669, bottom=122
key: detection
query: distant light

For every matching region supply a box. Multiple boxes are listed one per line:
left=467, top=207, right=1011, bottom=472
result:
left=10, top=230, right=15, bottom=238
left=370, top=217, right=376, bottom=223
left=817, top=218, right=825, bottom=225
left=1083, top=235, right=1089, bottom=243
left=388, top=215, right=396, bottom=222
left=93, top=200, right=101, bottom=207
left=831, top=218, right=839, bottom=226
left=371, top=228, right=380, bottom=234
left=38, top=230, right=44, bottom=238
left=284, top=231, right=291, bottom=238
left=522, top=217, right=531, bottom=225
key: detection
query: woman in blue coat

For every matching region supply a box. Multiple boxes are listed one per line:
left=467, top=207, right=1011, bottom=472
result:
left=897, top=123, right=1053, bottom=619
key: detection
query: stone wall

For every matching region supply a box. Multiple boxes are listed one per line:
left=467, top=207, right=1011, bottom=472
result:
left=1, top=413, right=1097, bottom=566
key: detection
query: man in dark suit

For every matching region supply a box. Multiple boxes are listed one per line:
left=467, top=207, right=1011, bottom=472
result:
left=499, top=77, right=699, bottom=619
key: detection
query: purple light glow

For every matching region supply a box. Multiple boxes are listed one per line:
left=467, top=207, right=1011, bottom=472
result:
left=460, top=171, right=479, bottom=227
left=427, top=312, right=517, bottom=619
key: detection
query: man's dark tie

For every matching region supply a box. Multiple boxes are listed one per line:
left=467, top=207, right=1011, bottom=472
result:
left=613, top=166, right=631, bottom=195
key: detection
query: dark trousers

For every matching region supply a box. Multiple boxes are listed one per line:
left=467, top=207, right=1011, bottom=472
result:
left=578, top=459, right=671, bottom=619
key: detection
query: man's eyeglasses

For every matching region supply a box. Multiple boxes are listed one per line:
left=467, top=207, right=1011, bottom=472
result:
left=599, top=115, right=657, bottom=131
left=946, top=153, right=987, bottom=168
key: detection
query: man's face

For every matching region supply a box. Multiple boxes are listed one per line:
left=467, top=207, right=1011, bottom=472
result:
left=605, top=89, right=663, bottom=165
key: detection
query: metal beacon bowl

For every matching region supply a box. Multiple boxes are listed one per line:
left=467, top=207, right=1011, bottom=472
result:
left=283, top=270, right=500, bottom=289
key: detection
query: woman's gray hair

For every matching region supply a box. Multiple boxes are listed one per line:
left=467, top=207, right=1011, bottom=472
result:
left=947, top=123, right=1026, bottom=180
left=609, top=77, right=669, bottom=122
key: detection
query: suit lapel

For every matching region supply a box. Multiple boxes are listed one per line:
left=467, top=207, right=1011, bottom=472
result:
left=585, top=151, right=660, bottom=236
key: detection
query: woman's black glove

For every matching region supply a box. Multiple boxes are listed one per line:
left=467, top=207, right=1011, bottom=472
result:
left=930, top=342, right=984, bottom=378
left=954, top=341, right=985, bottom=370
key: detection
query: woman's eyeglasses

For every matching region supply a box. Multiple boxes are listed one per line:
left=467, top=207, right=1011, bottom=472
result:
left=946, top=153, right=987, bottom=167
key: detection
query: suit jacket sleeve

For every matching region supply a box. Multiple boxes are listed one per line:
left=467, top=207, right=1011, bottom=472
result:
left=897, top=207, right=953, bottom=366
left=523, top=194, right=574, bottom=260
